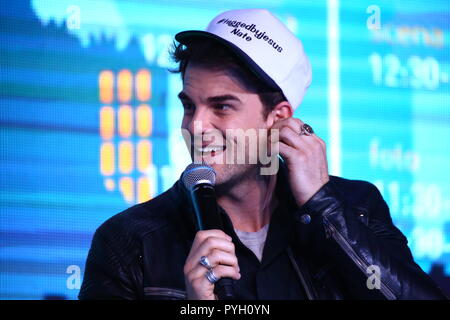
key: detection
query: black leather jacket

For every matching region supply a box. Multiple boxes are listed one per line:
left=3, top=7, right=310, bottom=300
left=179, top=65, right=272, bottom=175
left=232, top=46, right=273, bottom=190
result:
left=79, top=162, right=447, bottom=300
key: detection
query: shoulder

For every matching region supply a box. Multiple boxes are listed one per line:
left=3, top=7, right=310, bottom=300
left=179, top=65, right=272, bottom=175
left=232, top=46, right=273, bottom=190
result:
left=94, top=180, right=186, bottom=244
left=81, top=180, right=192, bottom=284
left=328, top=175, right=385, bottom=210
left=328, top=175, right=380, bottom=195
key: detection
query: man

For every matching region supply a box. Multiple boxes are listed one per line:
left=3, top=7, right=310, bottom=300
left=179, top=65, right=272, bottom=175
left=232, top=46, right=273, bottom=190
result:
left=79, top=9, right=446, bottom=300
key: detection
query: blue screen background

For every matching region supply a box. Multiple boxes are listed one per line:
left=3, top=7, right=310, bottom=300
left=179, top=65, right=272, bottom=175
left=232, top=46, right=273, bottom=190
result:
left=1, top=0, right=449, bottom=299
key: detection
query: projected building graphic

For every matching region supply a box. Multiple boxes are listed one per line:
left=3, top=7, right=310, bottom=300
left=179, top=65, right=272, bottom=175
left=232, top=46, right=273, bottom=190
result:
left=99, top=69, right=155, bottom=204
left=0, top=0, right=449, bottom=299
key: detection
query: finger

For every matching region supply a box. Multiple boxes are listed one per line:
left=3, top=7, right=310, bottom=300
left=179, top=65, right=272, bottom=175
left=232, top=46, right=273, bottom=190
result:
left=207, top=248, right=239, bottom=268
left=289, top=118, right=305, bottom=134
left=278, top=123, right=325, bottom=157
left=271, top=118, right=302, bottom=134
left=191, top=237, right=235, bottom=264
left=271, top=118, right=321, bottom=146
left=187, top=249, right=239, bottom=276
left=185, top=236, right=235, bottom=271
left=189, top=230, right=232, bottom=256
left=316, top=135, right=327, bottom=152
left=189, top=264, right=241, bottom=285
left=273, top=118, right=322, bottom=142
left=278, top=140, right=297, bottom=163
left=210, top=265, right=241, bottom=281
left=279, top=125, right=315, bottom=150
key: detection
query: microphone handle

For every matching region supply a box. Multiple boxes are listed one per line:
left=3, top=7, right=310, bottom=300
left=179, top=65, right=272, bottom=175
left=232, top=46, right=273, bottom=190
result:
left=191, top=183, right=235, bottom=300
left=214, top=278, right=235, bottom=300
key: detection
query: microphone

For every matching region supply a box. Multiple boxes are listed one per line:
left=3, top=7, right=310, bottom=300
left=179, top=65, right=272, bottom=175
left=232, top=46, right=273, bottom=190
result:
left=182, top=163, right=235, bottom=300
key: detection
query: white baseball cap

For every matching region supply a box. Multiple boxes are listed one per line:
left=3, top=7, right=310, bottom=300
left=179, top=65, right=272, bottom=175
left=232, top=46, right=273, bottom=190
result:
left=175, top=8, right=312, bottom=111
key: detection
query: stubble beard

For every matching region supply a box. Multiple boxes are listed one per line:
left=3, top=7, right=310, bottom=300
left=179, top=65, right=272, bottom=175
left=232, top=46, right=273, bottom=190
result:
left=213, top=162, right=261, bottom=197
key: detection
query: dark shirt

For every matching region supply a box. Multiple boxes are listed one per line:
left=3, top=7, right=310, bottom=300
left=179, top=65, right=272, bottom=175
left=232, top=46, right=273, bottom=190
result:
left=220, top=201, right=307, bottom=299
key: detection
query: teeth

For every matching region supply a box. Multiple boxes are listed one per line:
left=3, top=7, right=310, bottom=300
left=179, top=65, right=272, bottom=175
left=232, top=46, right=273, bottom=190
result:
left=195, top=146, right=224, bottom=153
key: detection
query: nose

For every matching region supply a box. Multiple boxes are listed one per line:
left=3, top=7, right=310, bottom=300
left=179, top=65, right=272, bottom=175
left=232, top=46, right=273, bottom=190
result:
left=184, top=105, right=215, bottom=136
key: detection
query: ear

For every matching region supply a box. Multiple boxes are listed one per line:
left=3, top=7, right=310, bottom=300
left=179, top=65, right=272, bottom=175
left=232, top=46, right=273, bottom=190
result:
left=265, top=101, right=293, bottom=127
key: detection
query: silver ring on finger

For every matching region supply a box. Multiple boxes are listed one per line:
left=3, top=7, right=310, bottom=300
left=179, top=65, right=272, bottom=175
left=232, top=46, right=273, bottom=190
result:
left=299, top=123, right=314, bottom=136
left=199, top=255, right=212, bottom=269
left=205, top=269, right=220, bottom=284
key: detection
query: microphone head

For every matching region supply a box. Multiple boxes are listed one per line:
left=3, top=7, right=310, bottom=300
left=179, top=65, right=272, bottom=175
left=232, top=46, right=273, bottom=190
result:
left=182, top=163, right=216, bottom=190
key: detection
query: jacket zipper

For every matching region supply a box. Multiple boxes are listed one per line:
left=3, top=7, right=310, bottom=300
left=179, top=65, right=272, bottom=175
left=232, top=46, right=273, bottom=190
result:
left=144, top=287, right=186, bottom=299
left=323, top=217, right=397, bottom=300
left=287, top=247, right=315, bottom=300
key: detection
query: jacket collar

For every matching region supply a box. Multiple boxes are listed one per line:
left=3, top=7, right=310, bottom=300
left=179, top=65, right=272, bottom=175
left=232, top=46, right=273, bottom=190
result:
left=259, top=158, right=297, bottom=266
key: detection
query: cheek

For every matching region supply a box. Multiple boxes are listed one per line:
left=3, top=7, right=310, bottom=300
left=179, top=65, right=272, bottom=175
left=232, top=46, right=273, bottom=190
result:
left=239, top=114, right=267, bottom=131
left=242, top=103, right=267, bottom=126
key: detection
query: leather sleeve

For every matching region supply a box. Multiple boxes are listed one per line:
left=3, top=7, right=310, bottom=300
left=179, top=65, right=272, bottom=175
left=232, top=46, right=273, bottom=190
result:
left=78, top=228, right=140, bottom=300
left=296, top=179, right=448, bottom=300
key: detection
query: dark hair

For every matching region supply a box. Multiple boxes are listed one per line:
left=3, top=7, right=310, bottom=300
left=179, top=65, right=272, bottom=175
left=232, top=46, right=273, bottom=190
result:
left=169, top=38, right=287, bottom=118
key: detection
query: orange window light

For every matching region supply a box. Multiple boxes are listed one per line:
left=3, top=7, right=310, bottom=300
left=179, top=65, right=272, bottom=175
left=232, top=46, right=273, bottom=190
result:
left=119, top=141, right=134, bottom=174
left=137, top=140, right=152, bottom=173
left=136, top=69, right=152, bottom=102
left=136, top=104, right=152, bottom=137
left=119, top=177, right=134, bottom=203
left=137, top=176, right=151, bottom=204
left=99, top=70, right=114, bottom=104
left=118, top=105, right=133, bottom=138
left=100, top=142, right=115, bottom=176
left=118, top=69, right=133, bottom=103
left=100, top=106, right=115, bottom=140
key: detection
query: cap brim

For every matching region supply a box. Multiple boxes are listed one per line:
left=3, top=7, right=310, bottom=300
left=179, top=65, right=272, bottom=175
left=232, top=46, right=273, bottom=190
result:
left=175, top=30, right=280, bottom=91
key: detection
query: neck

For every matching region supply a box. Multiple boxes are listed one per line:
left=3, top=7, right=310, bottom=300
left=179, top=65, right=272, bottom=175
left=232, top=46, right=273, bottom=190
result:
left=216, top=172, right=278, bottom=232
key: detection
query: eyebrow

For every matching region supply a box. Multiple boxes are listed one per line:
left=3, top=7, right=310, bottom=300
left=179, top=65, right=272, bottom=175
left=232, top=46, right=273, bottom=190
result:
left=177, top=92, right=242, bottom=104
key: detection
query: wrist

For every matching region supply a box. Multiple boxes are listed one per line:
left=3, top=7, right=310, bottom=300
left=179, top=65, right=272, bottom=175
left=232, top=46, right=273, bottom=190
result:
left=295, top=179, right=330, bottom=207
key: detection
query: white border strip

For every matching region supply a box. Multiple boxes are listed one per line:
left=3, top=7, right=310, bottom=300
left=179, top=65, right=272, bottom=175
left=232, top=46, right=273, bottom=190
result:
left=327, top=0, right=342, bottom=176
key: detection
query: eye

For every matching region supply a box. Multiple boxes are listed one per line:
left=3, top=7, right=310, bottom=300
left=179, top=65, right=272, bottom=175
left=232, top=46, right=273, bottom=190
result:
left=214, top=104, right=231, bottom=111
left=182, top=102, right=195, bottom=112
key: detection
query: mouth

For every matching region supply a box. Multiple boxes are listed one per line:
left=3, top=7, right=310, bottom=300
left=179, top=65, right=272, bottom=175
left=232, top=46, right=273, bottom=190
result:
left=192, top=145, right=226, bottom=157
